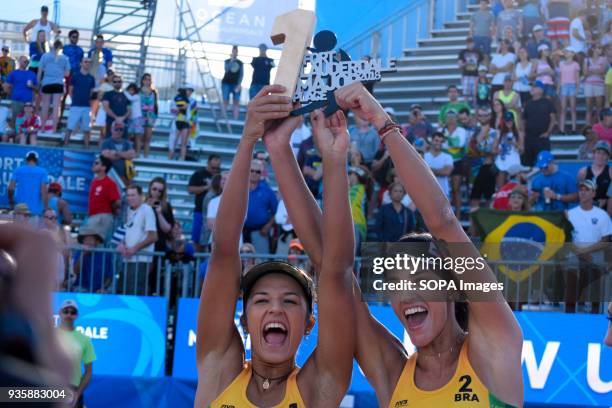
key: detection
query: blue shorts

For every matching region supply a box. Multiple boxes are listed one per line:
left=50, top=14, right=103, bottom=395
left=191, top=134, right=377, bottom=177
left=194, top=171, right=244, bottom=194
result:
left=249, top=83, right=265, bottom=100
left=560, top=83, right=576, bottom=96
left=222, top=83, right=240, bottom=102
left=191, top=212, right=203, bottom=244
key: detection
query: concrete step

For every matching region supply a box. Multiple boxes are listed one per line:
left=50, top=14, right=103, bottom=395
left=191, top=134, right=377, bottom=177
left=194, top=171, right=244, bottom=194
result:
left=430, top=28, right=470, bottom=38
left=445, top=20, right=470, bottom=29
left=393, top=54, right=460, bottom=67
left=403, top=44, right=466, bottom=56
left=418, top=36, right=471, bottom=48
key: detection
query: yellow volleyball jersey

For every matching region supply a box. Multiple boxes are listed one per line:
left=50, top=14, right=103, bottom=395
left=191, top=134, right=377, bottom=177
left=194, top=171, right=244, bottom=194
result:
left=388, top=342, right=516, bottom=408
left=209, top=361, right=306, bottom=408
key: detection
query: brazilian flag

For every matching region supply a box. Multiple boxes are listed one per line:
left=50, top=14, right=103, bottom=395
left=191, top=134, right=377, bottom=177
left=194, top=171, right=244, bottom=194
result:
left=471, top=209, right=573, bottom=282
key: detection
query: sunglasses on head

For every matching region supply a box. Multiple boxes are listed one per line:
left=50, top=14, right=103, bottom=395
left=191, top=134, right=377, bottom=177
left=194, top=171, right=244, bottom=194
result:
left=250, top=169, right=261, bottom=174
left=1, top=48, right=8, bottom=52
left=62, top=308, right=77, bottom=315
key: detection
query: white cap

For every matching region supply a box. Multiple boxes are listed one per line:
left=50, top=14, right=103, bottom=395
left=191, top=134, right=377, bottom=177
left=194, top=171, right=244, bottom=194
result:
left=537, top=43, right=550, bottom=52
left=532, top=24, right=544, bottom=32
left=60, top=299, right=79, bottom=312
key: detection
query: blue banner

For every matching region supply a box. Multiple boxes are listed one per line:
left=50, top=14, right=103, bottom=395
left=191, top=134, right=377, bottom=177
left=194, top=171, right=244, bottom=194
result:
left=0, top=144, right=95, bottom=214
left=53, top=292, right=167, bottom=377
left=188, top=0, right=299, bottom=48
left=173, top=299, right=611, bottom=406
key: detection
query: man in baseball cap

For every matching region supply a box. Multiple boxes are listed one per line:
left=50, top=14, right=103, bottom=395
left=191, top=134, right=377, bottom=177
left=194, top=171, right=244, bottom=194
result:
left=492, top=164, right=531, bottom=209
left=565, top=177, right=612, bottom=313
left=530, top=150, right=578, bottom=210
left=577, top=140, right=611, bottom=209
left=56, top=299, right=96, bottom=408
left=526, top=24, right=551, bottom=59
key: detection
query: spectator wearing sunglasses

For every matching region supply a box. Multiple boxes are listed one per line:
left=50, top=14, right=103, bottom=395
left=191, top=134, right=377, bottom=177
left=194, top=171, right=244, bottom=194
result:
left=100, top=121, right=135, bottom=186
left=188, top=154, right=221, bottom=250
left=56, top=300, right=96, bottom=408
left=243, top=159, right=278, bottom=255
left=101, top=74, right=131, bottom=139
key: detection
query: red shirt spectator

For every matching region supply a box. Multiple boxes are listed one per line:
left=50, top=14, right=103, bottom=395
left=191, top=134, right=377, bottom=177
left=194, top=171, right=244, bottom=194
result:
left=89, top=175, right=120, bottom=216
left=593, top=108, right=612, bottom=145
left=492, top=164, right=530, bottom=209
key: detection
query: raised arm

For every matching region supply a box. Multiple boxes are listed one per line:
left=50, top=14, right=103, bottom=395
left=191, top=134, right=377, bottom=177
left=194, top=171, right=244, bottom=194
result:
left=334, top=82, right=523, bottom=404
left=196, top=85, right=292, bottom=362
left=263, top=113, right=323, bottom=270
left=300, top=110, right=355, bottom=405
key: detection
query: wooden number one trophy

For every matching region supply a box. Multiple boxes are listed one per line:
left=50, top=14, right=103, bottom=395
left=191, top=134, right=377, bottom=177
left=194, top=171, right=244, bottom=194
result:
left=271, top=9, right=382, bottom=117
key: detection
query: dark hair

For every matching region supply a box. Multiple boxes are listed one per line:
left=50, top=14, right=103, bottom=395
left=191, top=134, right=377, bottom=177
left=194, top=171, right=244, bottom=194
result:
left=96, top=34, right=104, bottom=41
left=490, top=98, right=507, bottom=127
left=208, top=153, right=221, bottom=162
left=210, top=174, right=223, bottom=195
left=98, top=155, right=112, bottom=174
left=500, top=115, right=518, bottom=136
left=53, top=40, right=63, bottom=50
left=127, top=82, right=138, bottom=92
left=147, top=177, right=168, bottom=207
left=232, top=45, right=238, bottom=51
left=431, top=131, right=445, bottom=140
left=68, top=29, right=79, bottom=37
left=447, top=84, right=458, bottom=91
left=458, top=107, right=470, bottom=115
left=397, top=232, right=469, bottom=331
left=127, top=184, right=143, bottom=195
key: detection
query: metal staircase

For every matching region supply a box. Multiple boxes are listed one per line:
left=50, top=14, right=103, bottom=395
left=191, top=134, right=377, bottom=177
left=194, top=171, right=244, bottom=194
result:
left=92, top=0, right=158, bottom=84
left=175, top=0, right=232, bottom=134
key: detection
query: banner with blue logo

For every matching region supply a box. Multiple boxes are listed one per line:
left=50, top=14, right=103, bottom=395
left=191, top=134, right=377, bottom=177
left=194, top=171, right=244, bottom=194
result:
left=0, top=145, right=95, bottom=213
left=173, top=299, right=611, bottom=406
left=186, top=0, right=299, bottom=48
left=53, top=292, right=167, bottom=377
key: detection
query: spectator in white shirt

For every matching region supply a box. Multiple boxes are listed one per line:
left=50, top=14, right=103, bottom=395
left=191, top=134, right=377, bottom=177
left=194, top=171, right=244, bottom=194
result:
left=569, top=11, right=589, bottom=56
left=274, top=199, right=296, bottom=255
left=423, top=132, right=454, bottom=198
left=124, top=82, right=144, bottom=156
left=565, top=179, right=612, bottom=313
left=117, top=184, right=158, bottom=295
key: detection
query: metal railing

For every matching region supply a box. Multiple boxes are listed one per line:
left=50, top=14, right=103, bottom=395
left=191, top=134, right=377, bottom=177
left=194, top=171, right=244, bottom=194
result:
left=340, top=0, right=470, bottom=66
left=60, top=246, right=610, bottom=314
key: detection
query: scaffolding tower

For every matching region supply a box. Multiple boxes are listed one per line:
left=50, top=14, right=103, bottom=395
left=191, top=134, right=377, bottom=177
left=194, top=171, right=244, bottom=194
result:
left=92, top=0, right=158, bottom=84
left=175, top=0, right=232, bottom=133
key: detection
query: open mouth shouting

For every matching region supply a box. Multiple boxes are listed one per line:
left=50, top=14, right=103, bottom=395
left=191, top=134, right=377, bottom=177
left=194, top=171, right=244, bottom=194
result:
left=403, top=304, right=429, bottom=331
left=263, top=321, right=289, bottom=347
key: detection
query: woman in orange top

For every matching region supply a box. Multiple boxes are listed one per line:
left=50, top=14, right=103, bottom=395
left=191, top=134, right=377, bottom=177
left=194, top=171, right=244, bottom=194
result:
left=194, top=84, right=355, bottom=407
left=265, top=82, right=523, bottom=407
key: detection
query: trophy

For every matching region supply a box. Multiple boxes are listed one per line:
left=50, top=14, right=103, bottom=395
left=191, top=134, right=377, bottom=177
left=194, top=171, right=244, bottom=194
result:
left=271, top=9, right=382, bottom=117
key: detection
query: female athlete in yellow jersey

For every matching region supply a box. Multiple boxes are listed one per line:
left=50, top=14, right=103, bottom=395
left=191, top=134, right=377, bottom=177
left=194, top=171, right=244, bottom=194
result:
left=264, top=82, right=524, bottom=408
left=194, top=84, right=356, bottom=408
